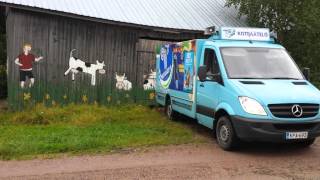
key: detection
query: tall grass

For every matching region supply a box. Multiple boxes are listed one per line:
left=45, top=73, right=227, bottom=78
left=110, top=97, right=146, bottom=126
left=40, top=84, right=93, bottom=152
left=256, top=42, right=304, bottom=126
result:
left=0, top=104, right=204, bottom=160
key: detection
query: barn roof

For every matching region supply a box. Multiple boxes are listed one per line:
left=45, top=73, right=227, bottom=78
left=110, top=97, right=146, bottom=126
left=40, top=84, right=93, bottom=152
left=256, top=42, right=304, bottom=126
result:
left=0, top=0, right=246, bottom=32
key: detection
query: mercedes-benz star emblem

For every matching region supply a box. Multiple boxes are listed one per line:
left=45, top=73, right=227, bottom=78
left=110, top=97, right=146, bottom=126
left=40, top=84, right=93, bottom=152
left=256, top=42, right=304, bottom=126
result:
left=291, top=105, right=303, bottom=117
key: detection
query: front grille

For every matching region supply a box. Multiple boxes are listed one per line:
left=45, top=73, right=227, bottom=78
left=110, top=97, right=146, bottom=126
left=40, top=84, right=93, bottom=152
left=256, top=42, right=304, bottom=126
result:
left=268, top=103, right=319, bottom=118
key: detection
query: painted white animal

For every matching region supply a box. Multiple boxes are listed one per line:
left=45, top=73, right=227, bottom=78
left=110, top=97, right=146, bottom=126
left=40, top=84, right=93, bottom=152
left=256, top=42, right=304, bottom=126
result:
left=143, top=69, right=156, bottom=90
left=64, top=49, right=105, bottom=86
left=115, top=72, right=132, bottom=91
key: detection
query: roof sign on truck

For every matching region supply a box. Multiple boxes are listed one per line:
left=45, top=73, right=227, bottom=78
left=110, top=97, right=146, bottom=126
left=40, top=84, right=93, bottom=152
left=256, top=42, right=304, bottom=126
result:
left=220, top=27, right=270, bottom=41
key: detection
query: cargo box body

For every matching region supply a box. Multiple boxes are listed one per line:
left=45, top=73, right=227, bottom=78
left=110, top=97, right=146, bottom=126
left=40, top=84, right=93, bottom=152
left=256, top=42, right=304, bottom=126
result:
left=156, top=40, right=204, bottom=118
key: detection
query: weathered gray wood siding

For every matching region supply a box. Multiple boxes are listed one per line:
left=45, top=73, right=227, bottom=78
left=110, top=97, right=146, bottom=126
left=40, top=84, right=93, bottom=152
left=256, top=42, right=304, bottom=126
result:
left=7, top=8, right=140, bottom=85
left=5, top=7, right=203, bottom=108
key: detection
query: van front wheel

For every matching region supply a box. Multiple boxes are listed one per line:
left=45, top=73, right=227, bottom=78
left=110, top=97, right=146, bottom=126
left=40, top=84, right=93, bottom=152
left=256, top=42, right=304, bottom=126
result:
left=216, top=116, right=239, bottom=150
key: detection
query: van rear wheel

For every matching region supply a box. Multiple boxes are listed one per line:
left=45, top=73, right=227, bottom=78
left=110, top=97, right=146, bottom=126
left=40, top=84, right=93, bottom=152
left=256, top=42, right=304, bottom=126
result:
left=216, top=116, right=239, bottom=150
left=165, top=97, right=177, bottom=120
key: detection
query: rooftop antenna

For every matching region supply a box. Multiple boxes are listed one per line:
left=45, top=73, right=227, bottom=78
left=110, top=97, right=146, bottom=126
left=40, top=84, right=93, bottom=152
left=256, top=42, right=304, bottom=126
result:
left=204, top=26, right=216, bottom=35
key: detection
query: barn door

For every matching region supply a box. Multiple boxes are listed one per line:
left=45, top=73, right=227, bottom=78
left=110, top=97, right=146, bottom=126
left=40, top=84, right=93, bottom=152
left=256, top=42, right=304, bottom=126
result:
left=136, top=50, right=156, bottom=87
left=134, top=39, right=172, bottom=103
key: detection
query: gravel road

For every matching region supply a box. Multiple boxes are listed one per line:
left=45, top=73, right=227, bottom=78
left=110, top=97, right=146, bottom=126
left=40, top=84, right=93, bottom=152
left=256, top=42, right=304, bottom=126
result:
left=1, top=139, right=320, bottom=180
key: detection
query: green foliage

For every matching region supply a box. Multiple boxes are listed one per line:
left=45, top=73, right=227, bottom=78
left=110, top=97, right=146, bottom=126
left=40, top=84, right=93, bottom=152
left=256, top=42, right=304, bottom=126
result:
left=226, top=0, right=320, bottom=83
left=0, top=104, right=205, bottom=160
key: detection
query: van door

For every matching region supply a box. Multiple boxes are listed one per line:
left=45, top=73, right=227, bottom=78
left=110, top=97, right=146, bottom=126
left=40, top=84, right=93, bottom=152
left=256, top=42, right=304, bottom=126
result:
left=196, top=47, right=222, bottom=129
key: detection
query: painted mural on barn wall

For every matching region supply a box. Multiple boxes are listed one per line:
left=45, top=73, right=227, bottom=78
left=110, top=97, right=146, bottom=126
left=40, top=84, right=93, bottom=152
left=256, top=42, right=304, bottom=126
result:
left=115, top=72, right=132, bottom=91
left=13, top=43, right=157, bottom=91
left=64, top=49, right=106, bottom=86
left=63, top=48, right=154, bottom=90
left=143, top=69, right=156, bottom=90
left=14, top=43, right=44, bottom=88
left=14, top=46, right=146, bottom=89
left=159, top=40, right=196, bottom=93
left=10, top=42, right=156, bottom=110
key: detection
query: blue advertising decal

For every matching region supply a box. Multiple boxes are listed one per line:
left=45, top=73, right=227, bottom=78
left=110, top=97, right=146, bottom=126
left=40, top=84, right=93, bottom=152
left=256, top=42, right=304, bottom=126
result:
left=159, top=41, right=196, bottom=94
left=169, top=44, right=184, bottom=91
left=159, top=45, right=173, bottom=89
left=183, top=51, right=194, bottom=93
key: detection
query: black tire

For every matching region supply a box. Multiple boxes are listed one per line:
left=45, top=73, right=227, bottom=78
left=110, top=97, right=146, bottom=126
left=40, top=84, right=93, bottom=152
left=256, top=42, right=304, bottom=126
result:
left=295, top=138, right=316, bottom=147
left=216, top=116, right=239, bottom=150
left=165, top=97, right=177, bottom=120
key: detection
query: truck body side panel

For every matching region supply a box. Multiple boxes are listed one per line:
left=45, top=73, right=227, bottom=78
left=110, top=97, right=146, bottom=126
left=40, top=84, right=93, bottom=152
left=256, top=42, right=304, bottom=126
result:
left=156, top=40, right=205, bottom=118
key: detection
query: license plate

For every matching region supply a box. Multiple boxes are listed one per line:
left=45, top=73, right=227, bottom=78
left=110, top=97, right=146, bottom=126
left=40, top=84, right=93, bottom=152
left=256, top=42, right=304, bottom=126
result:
left=285, top=132, right=308, bottom=140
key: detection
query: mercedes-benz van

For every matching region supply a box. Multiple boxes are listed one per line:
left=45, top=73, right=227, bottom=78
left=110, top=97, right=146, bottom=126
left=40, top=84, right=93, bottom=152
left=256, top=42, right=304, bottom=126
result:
left=156, top=27, right=320, bottom=150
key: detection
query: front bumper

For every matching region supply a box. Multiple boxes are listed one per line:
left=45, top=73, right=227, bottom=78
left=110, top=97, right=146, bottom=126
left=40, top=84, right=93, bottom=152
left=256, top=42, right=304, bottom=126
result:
left=230, top=116, right=320, bottom=142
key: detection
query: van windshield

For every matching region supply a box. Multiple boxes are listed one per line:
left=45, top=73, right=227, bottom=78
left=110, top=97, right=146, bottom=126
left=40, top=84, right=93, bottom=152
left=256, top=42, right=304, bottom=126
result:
left=220, top=47, right=304, bottom=80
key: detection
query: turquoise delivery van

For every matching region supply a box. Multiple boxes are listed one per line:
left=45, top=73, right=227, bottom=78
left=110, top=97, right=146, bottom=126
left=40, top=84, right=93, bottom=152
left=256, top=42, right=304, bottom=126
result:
left=155, top=27, right=320, bottom=150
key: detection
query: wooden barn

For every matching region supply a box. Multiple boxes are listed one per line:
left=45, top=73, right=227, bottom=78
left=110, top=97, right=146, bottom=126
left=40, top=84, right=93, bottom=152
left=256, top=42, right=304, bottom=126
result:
left=0, top=0, right=245, bottom=109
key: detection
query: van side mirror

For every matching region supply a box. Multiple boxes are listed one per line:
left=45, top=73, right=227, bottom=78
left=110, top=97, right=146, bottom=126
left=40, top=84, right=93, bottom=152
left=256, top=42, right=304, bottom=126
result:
left=198, top=66, right=207, bottom=82
left=303, top=67, right=310, bottom=81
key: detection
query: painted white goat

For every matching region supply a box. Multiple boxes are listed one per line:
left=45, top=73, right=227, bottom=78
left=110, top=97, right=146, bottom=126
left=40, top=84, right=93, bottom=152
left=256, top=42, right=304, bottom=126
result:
left=64, top=49, right=105, bottom=86
left=143, top=69, right=156, bottom=90
left=115, top=72, right=132, bottom=91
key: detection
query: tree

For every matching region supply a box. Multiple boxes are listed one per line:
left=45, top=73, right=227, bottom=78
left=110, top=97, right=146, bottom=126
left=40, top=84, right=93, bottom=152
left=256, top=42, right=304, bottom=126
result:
left=226, top=0, right=320, bottom=84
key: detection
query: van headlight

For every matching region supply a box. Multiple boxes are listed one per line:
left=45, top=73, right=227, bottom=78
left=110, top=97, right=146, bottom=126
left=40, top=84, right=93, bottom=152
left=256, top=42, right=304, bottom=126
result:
left=238, top=96, right=267, bottom=116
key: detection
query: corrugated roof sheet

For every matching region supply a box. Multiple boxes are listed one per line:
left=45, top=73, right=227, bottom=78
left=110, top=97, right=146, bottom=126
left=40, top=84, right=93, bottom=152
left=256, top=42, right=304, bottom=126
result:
left=0, top=0, right=246, bottom=31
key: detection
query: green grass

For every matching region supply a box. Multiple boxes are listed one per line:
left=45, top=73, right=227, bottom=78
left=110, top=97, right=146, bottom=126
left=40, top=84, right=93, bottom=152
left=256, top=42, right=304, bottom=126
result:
left=0, top=104, right=205, bottom=160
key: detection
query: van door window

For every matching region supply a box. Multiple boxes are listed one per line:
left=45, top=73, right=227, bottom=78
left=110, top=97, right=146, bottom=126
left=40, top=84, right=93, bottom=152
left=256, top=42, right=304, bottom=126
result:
left=204, top=49, right=220, bottom=80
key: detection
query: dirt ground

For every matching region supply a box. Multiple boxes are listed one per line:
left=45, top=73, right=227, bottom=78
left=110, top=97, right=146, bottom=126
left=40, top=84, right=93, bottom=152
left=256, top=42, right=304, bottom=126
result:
left=0, top=139, right=320, bottom=180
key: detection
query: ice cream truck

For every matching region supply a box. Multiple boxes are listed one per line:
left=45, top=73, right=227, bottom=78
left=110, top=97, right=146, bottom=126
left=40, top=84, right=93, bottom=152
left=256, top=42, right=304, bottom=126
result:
left=155, top=27, right=320, bottom=150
